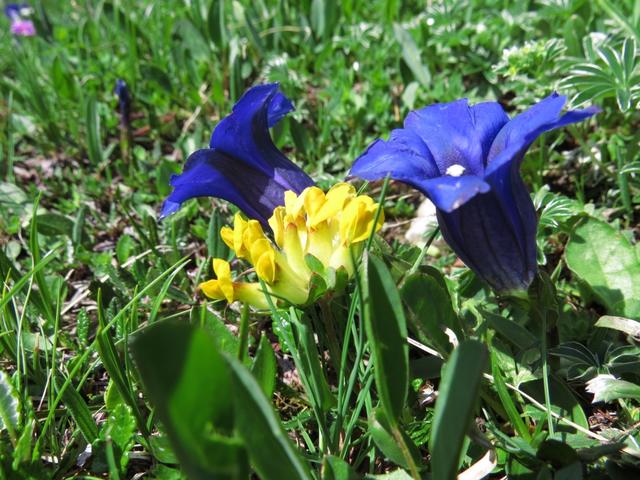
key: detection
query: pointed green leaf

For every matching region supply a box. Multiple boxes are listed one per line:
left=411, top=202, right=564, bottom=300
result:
left=363, top=254, right=409, bottom=423
left=430, top=340, right=488, bottom=480
left=225, top=355, right=312, bottom=480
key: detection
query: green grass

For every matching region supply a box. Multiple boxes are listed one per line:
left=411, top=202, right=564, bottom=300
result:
left=1, top=0, right=640, bottom=478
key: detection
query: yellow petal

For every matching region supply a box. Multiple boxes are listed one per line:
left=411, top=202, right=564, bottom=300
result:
left=211, top=258, right=234, bottom=302
left=303, top=187, right=326, bottom=226
left=243, top=220, right=267, bottom=252
left=200, top=279, right=225, bottom=300
left=251, top=239, right=277, bottom=283
left=232, top=213, right=249, bottom=258
left=220, top=226, right=235, bottom=251
left=340, top=196, right=383, bottom=246
left=268, top=206, right=286, bottom=247
left=311, top=182, right=356, bottom=227
left=284, top=190, right=305, bottom=219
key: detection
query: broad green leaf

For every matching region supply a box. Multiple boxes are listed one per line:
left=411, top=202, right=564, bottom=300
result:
left=35, top=213, right=74, bottom=237
left=0, top=370, right=20, bottom=441
left=322, top=455, right=359, bottom=480
left=521, top=377, right=589, bottom=428
left=484, top=310, right=537, bottom=351
left=402, top=272, right=457, bottom=355
left=368, top=408, right=420, bottom=470
left=197, top=307, right=240, bottom=357
left=251, top=334, right=276, bottom=398
left=430, top=340, right=488, bottom=480
left=130, top=320, right=247, bottom=480
left=225, top=354, right=312, bottom=480
left=364, top=254, right=409, bottom=423
left=565, top=218, right=640, bottom=319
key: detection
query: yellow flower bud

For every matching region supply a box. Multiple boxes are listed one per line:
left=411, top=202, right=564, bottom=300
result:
left=251, top=238, right=277, bottom=283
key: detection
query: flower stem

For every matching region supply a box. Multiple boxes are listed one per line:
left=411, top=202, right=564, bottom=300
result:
left=406, top=226, right=440, bottom=278
left=541, top=310, right=555, bottom=436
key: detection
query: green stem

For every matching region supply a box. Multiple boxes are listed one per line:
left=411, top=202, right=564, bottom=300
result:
left=237, top=303, right=250, bottom=362
left=615, top=141, right=633, bottom=220
left=541, top=311, right=555, bottom=436
left=406, top=226, right=440, bottom=279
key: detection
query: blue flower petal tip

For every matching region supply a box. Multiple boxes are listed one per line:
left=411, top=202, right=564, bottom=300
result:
left=161, top=84, right=313, bottom=225
left=351, top=93, right=598, bottom=292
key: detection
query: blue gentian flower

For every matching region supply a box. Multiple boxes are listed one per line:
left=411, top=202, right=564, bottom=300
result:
left=114, top=79, right=131, bottom=128
left=161, top=83, right=314, bottom=224
left=351, top=93, right=598, bottom=292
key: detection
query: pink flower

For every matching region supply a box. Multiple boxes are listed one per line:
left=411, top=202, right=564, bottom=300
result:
left=10, top=18, right=35, bottom=36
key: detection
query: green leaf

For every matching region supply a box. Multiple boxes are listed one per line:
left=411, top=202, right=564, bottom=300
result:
left=393, top=24, right=430, bottom=87
left=291, top=310, right=335, bottom=412
left=401, top=272, right=457, bottom=355
left=363, top=254, right=409, bottom=423
left=130, top=320, right=248, bottom=480
left=586, top=374, right=640, bottom=403
left=207, top=0, right=227, bottom=47
left=484, top=310, right=538, bottom=351
left=35, top=213, right=74, bottom=237
left=251, top=334, right=276, bottom=399
left=322, top=455, right=359, bottom=480
left=566, top=218, right=640, bottom=319
left=430, top=340, right=488, bottom=480
left=0, top=370, right=20, bottom=441
left=521, top=376, right=589, bottom=428
left=368, top=408, right=420, bottom=470
left=198, top=307, right=240, bottom=357
left=595, top=315, right=640, bottom=338
left=84, top=96, right=103, bottom=165
left=225, top=354, right=312, bottom=480
left=490, top=349, right=532, bottom=442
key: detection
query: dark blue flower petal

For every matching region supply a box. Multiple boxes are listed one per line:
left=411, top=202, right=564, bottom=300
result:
left=350, top=128, right=439, bottom=182
left=485, top=93, right=599, bottom=176
left=114, top=79, right=131, bottom=126
left=163, top=84, right=313, bottom=221
left=160, top=149, right=288, bottom=224
left=481, top=93, right=598, bottom=269
left=470, top=101, right=510, bottom=165
left=405, top=99, right=508, bottom=176
left=436, top=189, right=536, bottom=292
left=421, top=175, right=491, bottom=213
left=4, top=4, right=24, bottom=18
left=209, top=83, right=313, bottom=193
left=267, top=91, right=294, bottom=127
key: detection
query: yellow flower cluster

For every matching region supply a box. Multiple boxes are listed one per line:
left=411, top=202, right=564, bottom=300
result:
left=200, top=183, right=384, bottom=308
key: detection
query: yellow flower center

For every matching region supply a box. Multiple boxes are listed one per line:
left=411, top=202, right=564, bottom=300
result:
left=199, top=182, right=384, bottom=308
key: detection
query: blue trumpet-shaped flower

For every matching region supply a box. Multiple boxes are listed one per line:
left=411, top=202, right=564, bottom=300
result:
left=161, top=83, right=314, bottom=224
left=114, top=79, right=131, bottom=128
left=351, top=93, right=598, bottom=292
